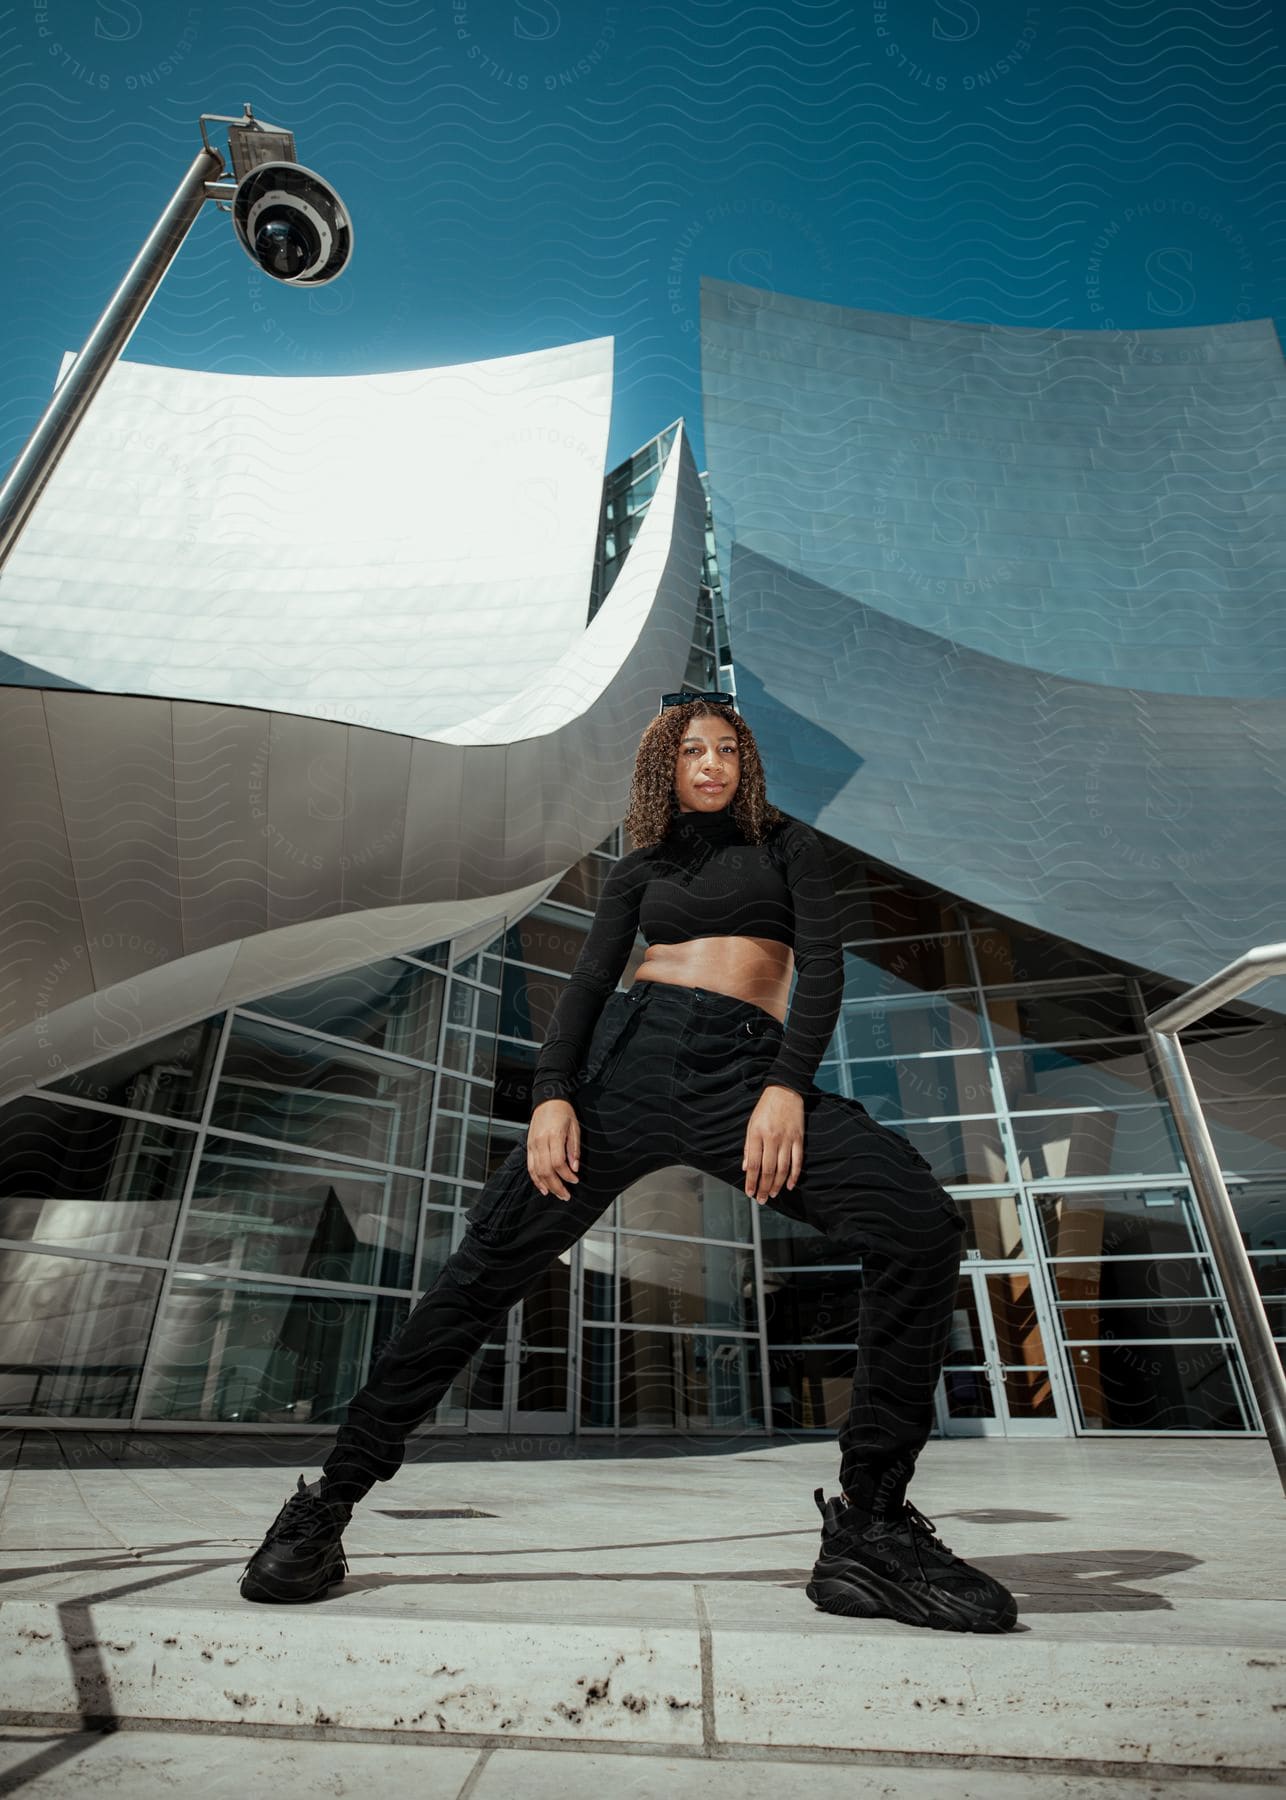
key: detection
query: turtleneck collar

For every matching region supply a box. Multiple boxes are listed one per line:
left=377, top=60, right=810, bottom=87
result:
left=669, top=803, right=745, bottom=848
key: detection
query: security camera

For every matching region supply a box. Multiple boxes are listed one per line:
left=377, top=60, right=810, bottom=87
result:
left=231, top=160, right=353, bottom=286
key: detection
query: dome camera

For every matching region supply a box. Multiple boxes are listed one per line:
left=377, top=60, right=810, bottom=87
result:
left=231, top=161, right=353, bottom=285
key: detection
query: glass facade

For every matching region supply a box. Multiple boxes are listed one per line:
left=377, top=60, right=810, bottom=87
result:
left=590, top=423, right=733, bottom=695
left=3, top=830, right=1281, bottom=1442
left=1, top=437, right=1282, bottom=1446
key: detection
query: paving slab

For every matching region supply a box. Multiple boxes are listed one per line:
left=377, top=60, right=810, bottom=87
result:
left=0, top=1733, right=1279, bottom=1800
left=467, top=1749, right=1285, bottom=1800
left=0, top=1729, right=479, bottom=1797
left=0, top=1435, right=1282, bottom=1780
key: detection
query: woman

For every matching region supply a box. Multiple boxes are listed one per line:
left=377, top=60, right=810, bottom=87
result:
left=241, top=694, right=1017, bottom=1634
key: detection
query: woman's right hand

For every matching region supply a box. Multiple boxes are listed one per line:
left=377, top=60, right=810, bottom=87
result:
left=527, top=1099, right=581, bottom=1200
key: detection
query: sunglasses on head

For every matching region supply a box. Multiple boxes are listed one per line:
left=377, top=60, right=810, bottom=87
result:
left=658, top=689, right=737, bottom=715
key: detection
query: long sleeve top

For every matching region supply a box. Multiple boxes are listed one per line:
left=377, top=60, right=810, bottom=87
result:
left=531, top=807, right=843, bottom=1111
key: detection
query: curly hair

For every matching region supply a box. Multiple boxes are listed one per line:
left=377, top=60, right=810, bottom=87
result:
left=622, top=700, right=789, bottom=850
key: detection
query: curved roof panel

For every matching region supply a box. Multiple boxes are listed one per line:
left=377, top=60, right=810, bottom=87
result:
left=0, top=340, right=614, bottom=733
left=0, top=357, right=707, bottom=1097
left=701, top=277, right=1286, bottom=700
left=700, top=280, right=1286, bottom=1011
left=728, top=547, right=1286, bottom=1012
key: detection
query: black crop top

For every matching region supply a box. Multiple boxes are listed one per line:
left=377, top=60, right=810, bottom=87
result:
left=531, top=808, right=843, bottom=1111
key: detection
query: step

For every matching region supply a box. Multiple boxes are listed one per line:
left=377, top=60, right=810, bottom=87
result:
left=2, top=1437, right=1283, bottom=1778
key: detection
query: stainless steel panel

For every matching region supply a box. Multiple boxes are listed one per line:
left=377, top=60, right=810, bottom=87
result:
left=455, top=743, right=508, bottom=901
left=43, top=691, right=180, bottom=993
left=263, top=711, right=349, bottom=930
left=0, top=690, right=90, bottom=1045
left=340, top=726, right=413, bottom=913
left=400, top=737, right=464, bottom=902
left=172, top=702, right=269, bottom=952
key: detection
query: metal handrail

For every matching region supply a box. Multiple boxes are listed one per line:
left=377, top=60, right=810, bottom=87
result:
left=1145, top=943, right=1286, bottom=1495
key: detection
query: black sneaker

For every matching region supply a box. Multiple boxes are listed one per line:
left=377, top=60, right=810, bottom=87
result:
left=805, top=1488, right=1017, bottom=1633
left=239, top=1476, right=352, bottom=1604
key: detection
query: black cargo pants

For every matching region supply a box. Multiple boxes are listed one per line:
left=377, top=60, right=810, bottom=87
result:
left=322, top=979, right=967, bottom=1515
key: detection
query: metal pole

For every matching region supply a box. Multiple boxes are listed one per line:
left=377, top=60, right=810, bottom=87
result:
left=1146, top=944, right=1286, bottom=1496
left=0, top=143, right=224, bottom=576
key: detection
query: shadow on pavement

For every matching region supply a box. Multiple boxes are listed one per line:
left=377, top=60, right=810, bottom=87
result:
left=329, top=1544, right=1199, bottom=1615
left=0, top=1728, right=113, bottom=1799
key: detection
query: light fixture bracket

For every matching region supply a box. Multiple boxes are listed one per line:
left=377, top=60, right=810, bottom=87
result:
left=200, top=105, right=297, bottom=180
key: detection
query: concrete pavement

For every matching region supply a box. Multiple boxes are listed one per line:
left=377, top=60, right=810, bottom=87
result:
left=1, top=1433, right=1282, bottom=1794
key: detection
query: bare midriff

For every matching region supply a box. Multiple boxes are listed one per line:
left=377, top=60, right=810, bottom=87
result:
left=633, top=935, right=794, bottom=1024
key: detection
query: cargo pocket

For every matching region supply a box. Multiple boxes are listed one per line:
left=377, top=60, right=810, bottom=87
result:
left=898, top=1137, right=942, bottom=1181
left=465, top=1143, right=532, bottom=1248
left=860, top=1111, right=936, bottom=1176
left=580, top=990, right=642, bottom=1091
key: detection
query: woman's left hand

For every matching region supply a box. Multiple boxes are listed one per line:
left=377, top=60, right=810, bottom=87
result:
left=742, top=1085, right=804, bottom=1203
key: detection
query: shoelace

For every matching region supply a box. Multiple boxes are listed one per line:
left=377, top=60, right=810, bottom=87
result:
left=240, top=1481, right=348, bottom=1584
left=267, top=1482, right=347, bottom=1545
left=271, top=1490, right=326, bottom=1543
left=899, top=1503, right=958, bottom=1582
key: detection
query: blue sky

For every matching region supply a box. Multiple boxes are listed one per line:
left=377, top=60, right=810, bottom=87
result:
left=2, top=0, right=1282, bottom=473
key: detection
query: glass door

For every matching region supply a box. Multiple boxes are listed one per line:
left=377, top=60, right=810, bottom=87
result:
left=937, top=1265, right=1066, bottom=1437
left=508, top=1242, right=574, bottom=1431
left=459, top=1252, right=574, bottom=1434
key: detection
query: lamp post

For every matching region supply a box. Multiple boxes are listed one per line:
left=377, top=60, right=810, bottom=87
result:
left=0, top=107, right=352, bottom=579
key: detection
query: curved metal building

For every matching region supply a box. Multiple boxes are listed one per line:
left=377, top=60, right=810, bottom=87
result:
left=0, top=346, right=707, bottom=1100
left=699, top=277, right=1286, bottom=1014
left=0, top=312, right=1281, bottom=1449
